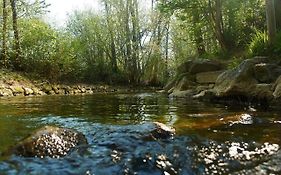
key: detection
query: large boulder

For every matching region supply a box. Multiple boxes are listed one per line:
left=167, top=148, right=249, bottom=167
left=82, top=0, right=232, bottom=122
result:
left=254, top=63, right=281, bottom=83
left=213, top=58, right=278, bottom=104
left=164, top=59, right=225, bottom=95
left=9, top=126, right=87, bottom=158
left=196, top=71, right=224, bottom=84
left=177, top=59, right=225, bottom=75
left=189, top=60, right=225, bottom=74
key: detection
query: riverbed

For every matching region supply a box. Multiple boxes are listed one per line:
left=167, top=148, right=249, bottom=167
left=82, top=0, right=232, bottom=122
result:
left=0, top=93, right=280, bottom=174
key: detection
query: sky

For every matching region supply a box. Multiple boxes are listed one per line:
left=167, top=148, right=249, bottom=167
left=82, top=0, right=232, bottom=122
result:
left=45, top=0, right=102, bottom=26
left=44, top=0, right=151, bottom=27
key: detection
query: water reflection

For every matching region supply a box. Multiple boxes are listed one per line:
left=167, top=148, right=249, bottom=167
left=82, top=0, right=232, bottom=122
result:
left=0, top=93, right=281, bottom=174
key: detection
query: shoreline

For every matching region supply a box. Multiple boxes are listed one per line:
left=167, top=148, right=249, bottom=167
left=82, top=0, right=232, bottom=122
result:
left=0, top=70, right=161, bottom=98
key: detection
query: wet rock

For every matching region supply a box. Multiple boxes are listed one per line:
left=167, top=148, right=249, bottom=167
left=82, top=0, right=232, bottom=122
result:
left=10, top=126, right=87, bottom=158
left=193, top=89, right=216, bottom=101
left=169, top=89, right=195, bottom=98
left=143, top=122, right=175, bottom=140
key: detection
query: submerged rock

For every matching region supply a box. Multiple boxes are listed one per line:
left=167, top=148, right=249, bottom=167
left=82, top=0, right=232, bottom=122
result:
left=10, top=126, right=87, bottom=158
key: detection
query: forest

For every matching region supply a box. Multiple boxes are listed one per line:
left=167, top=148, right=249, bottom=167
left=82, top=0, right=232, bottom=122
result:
left=0, top=0, right=281, bottom=85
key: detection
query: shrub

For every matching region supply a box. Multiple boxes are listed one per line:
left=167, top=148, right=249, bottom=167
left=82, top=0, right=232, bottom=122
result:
left=247, top=30, right=270, bottom=57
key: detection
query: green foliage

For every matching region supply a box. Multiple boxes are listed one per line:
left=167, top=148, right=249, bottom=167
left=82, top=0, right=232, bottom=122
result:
left=0, top=0, right=276, bottom=85
left=248, top=30, right=270, bottom=57
left=66, top=11, right=117, bottom=83
left=20, top=19, right=81, bottom=81
left=273, top=32, right=281, bottom=55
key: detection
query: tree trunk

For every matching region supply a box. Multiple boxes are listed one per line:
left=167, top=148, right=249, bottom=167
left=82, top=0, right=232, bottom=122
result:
left=164, top=22, right=170, bottom=79
left=1, top=0, right=8, bottom=68
left=104, top=1, right=118, bottom=74
left=214, top=0, right=227, bottom=51
left=274, top=0, right=281, bottom=31
left=10, top=0, right=22, bottom=70
left=125, top=0, right=133, bottom=83
left=193, top=9, right=206, bottom=56
left=208, top=0, right=227, bottom=51
left=266, top=0, right=277, bottom=44
left=130, top=0, right=140, bottom=83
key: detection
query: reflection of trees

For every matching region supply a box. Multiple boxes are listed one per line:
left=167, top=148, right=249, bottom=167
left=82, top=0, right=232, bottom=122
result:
left=0, top=116, right=37, bottom=156
left=117, top=93, right=174, bottom=123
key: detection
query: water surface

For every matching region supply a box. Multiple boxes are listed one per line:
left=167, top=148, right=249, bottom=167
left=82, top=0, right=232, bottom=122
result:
left=0, top=93, right=280, bottom=174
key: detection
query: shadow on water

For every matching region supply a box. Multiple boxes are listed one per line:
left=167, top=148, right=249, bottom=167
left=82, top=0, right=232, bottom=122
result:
left=0, top=93, right=281, bottom=174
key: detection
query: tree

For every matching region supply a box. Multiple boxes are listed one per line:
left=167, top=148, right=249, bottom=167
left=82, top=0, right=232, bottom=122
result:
left=274, top=0, right=281, bottom=31
left=1, top=0, right=8, bottom=68
left=10, top=0, right=22, bottom=70
left=212, top=0, right=227, bottom=51
left=266, top=0, right=277, bottom=44
left=103, top=0, right=118, bottom=74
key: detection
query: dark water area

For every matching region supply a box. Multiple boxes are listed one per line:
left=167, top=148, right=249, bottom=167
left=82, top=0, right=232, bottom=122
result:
left=0, top=93, right=280, bottom=174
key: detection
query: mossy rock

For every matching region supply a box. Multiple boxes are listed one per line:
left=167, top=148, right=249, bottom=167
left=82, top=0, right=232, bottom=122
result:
left=10, top=86, right=24, bottom=95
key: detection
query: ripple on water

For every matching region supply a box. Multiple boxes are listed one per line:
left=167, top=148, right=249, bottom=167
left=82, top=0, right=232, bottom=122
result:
left=0, top=116, right=280, bottom=175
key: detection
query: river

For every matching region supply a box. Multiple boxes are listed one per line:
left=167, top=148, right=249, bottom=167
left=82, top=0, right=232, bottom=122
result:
left=0, top=92, right=280, bottom=174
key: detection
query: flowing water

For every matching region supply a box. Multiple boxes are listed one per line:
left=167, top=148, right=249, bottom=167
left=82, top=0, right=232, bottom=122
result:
left=0, top=92, right=280, bottom=174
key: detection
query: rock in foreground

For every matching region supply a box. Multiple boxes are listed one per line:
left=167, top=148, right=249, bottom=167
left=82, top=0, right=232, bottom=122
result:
left=145, top=122, right=176, bottom=140
left=11, top=126, right=87, bottom=158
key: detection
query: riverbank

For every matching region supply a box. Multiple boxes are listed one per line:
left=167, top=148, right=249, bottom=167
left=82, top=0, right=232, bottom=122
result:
left=164, top=57, right=281, bottom=107
left=0, top=69, right=138, bottom=97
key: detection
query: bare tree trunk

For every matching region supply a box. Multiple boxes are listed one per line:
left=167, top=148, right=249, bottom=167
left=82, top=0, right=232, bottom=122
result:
left=274, top=0, right=281, bottom=31
left=266, top=0, right=277, bottom=44
left=214, top=0, right=227, bottom=51
left=10, top=0, right=22, bottom=70
left=104, top=1, right=118, bottom=74
left=193, top=10, right=206, bottom=56
left=125, top=0, right=133, bottom=83
left=1, top=0, right=8, bottom=68
left=130, top=0, right=140, bottom=83
left=208, top=0, right=227, bottom=51
left=164, top=22, right=170, bottom=79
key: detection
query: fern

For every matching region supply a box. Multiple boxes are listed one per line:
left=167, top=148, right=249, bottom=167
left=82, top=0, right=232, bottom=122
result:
left=248, top=30, right=270, bottom=57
